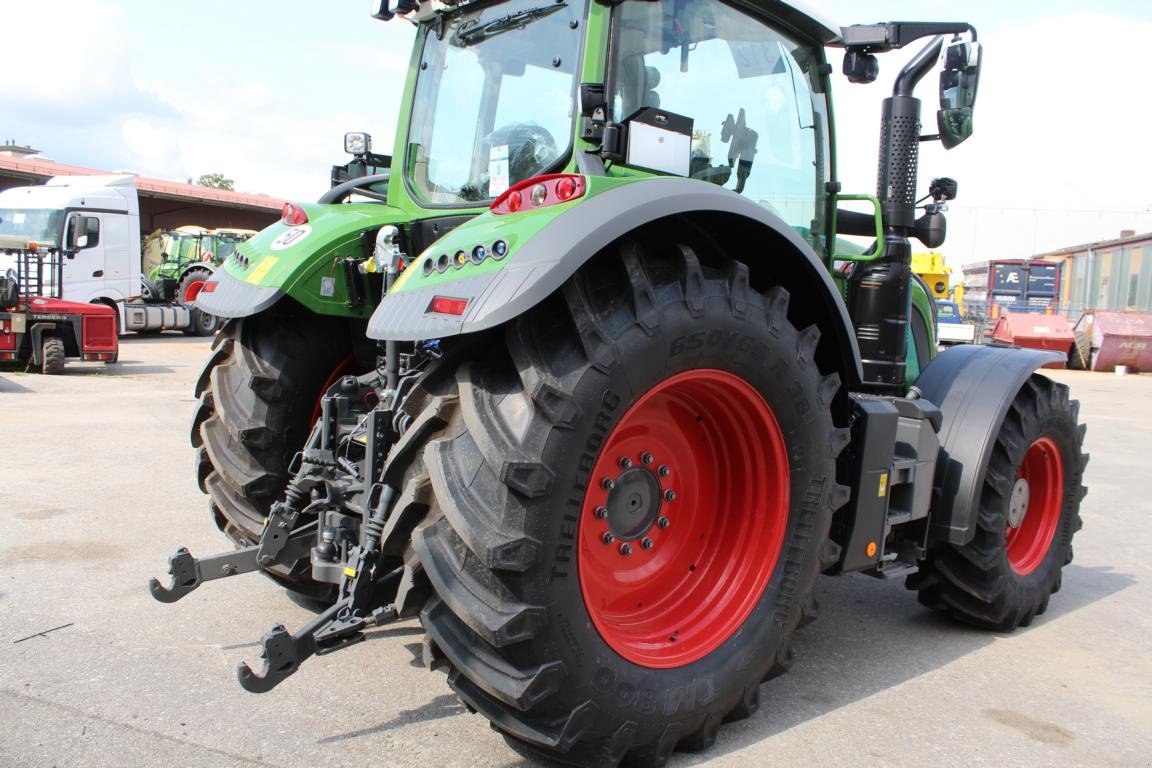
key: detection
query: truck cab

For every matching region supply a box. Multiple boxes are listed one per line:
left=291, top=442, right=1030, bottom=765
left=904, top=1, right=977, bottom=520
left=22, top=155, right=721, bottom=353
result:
left=0, top=175, right=141, bottom=330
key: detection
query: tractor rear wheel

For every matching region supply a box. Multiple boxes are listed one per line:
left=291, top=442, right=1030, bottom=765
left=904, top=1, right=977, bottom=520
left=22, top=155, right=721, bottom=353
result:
left=192, top=303, right=358, bottom=596
left=41, top=336, right=65, bottom=374
left=401, top=239, right=847, bottom=766
left=908, top=374, right=1087, bottom=630
left=180, top=267, right=221, bottom=337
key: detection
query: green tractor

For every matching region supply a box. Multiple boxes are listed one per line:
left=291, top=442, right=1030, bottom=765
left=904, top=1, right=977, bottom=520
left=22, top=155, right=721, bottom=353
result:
left=156, top=1, right=1087, bottom=765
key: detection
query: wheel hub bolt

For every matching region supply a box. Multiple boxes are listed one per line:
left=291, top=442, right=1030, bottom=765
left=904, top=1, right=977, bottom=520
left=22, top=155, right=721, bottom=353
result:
left=618, top=457, right=632, bottom=469
left=594, top=506, right=608, bottom=519
left=619, top=543, right=633, bottom=556
left=602, top=532, right=615, bottom=544
left=601, top=477, right=615, bottom=490
left=641, top=537, right=654, bottom=550
left=658, top=516, right=671, bottom=529
left=663, top=489, right=677, bottom=502
left=641, top=452, right=654, bottom=465
left=658, top=465, right=670, bottom=477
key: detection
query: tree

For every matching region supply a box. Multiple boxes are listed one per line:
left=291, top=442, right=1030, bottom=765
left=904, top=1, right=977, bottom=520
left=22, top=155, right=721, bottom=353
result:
left=195, top=173, right=234, bottom=191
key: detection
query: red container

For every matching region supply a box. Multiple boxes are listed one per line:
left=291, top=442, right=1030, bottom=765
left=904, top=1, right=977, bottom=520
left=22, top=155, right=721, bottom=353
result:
left=992, top=312, right=1074, bottom=368
left=1075, top=311, right=1152, bottom=372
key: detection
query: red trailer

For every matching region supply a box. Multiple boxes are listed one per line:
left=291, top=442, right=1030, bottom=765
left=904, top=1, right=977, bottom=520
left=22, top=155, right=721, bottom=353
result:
left=992, top=312, right=1074, bottom=368
left=1074, top=311, right=1152, bottom=372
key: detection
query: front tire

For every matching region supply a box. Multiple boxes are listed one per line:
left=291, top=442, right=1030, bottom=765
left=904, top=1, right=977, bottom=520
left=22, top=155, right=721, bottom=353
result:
left=41, top=336, right=65, bottom=374
left=405, top=238, right=848, bottom=766
left=909, top=374, right=1087, bottom=630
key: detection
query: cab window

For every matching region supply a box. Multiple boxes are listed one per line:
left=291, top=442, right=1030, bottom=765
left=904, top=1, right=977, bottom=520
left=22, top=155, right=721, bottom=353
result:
left=612, top=0, right=831, bottom=254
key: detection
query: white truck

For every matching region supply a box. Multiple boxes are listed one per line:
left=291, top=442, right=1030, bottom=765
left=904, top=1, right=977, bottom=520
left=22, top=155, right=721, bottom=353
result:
left=0, top=175, right=219, bottom=335
left=935, top=299, right=978, bottom=345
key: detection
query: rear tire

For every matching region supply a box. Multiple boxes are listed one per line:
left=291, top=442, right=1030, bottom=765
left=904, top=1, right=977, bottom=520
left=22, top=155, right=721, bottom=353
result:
left=908, top=374, right=1087, bottom=630
left=41, top=336, right=65, bottom=374
left=192, top=304, right=358, bottom=596
left=403, top=238, right=848, bottom=766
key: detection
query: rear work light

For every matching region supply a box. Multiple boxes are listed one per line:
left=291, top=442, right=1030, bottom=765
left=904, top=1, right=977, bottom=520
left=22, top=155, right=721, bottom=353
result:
left=427, top=296, right=469, bottom=316
left=491, top=174, right=587, bottom=215
left=281, top=202, right=309, bottom=226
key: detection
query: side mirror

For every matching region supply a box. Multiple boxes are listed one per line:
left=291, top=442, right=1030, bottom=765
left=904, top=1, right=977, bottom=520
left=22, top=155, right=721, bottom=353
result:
left=937, top=40, right=981, bottom=149
left=0, top=270, right=18, bottom=309
left=66, top=213, right=100, bottom=250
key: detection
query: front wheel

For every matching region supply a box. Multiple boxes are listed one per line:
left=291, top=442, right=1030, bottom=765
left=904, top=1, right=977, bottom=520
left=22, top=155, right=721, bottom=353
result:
left=909, top=374, right=1087, bottom=630
left=406, top=237, right=848, bottom=766
left=41, top=336, right=65, bottom=374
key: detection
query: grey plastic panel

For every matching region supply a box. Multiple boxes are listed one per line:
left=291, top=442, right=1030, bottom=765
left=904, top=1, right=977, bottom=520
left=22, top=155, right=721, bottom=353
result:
left=368, top=177, right=861, bottom=380
left=915, top=344, right=1064, bottom=545
left=195, top=271, right=283, bottom=319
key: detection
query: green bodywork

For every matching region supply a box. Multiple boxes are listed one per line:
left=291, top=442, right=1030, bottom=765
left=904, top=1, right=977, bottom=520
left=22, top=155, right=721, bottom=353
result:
left=223, top=0, right=940, bottom=380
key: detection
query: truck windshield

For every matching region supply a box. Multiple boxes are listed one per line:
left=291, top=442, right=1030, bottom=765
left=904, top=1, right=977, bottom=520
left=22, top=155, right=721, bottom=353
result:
left=405, top=0, right=584, bottom=205
left=0, top=208, right=64, bottom=246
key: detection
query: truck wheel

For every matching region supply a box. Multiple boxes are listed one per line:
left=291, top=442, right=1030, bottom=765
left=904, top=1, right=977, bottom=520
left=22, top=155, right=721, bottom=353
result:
left=909, top=375, right=1087, bottom=630
left=179, top=268, right=221, bottom=336
left=405, top=240, right=847, bottom=766
left=41, top=336, right=65, bottom=374
left=192, top=305, right=356, bottom=596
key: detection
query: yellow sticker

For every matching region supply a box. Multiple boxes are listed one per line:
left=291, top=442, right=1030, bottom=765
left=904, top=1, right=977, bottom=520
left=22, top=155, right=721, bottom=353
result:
left=878, top=472, right=888, bottom=497
left=343, top=566, right=357, bottom=578
left=246, top=256, right=279, bottom=284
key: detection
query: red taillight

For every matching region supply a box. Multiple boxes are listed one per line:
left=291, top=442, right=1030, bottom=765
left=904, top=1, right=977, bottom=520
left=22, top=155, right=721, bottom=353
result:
left=427, top=296, right=469, bottom=316
left=281, top=202, right=309, bottom=226
left=556, top=176, right=578, bottom=201
left=491, top=174, right=586, bottom=215
left=201, top=281, right=218, bottom=293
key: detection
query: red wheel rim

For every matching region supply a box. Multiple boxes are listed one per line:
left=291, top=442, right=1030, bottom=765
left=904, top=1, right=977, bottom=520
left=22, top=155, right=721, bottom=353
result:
left=1006, top=437, right=1064, bottom=575
left=578, top=369, right=789, bottom=668
left=183, top=279, right=205, bottom=304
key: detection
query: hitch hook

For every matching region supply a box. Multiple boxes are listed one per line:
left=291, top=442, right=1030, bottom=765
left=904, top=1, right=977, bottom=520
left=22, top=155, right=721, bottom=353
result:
left=148, top=548, right=204, bottom=603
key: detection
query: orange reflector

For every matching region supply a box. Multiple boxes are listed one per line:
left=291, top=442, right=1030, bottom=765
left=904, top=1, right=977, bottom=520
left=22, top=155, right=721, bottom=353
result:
left=27, top=241, right=38, bottom=252
left=866, top=542, right=878, bottom=558
left=427, top=296, right=468, bottom=316
left=201, top=281, right=218, bottom=293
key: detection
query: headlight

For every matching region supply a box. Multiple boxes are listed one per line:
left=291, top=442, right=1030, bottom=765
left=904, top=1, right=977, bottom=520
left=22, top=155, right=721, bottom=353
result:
left=345, top=132, right=372, bottom=155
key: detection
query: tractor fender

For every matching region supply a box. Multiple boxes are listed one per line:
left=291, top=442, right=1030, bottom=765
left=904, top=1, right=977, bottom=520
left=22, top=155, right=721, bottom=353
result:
left=915, top=343, right=1064, bottom=546
left=193, top=269, right=283, bottom=319
left=368, top=177, right=862, bottom=381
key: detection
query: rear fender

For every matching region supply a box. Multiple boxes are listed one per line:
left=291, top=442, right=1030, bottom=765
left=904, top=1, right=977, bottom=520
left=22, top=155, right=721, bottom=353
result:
left=196, top=203, right=414, bottom=320
left=915, top=344, right=1064, bottom=545
left=370, top=176, right=862, bottom=383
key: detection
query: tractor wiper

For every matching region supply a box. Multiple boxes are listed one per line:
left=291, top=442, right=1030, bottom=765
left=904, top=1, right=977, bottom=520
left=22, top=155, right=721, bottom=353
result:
left=456, top=2, right=566, bottom=46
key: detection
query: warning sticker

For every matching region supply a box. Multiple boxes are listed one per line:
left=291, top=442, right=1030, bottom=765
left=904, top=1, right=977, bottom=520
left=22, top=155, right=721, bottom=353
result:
left=488, top=145, right=510, bottom=197
left=246, top=256, right=279, bottom=284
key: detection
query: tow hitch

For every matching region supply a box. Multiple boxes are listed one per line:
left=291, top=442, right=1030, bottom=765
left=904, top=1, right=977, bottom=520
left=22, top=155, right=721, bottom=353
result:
left=149, top=459, right=406, bottom=691
left=150, top=362, right=418, bottom=691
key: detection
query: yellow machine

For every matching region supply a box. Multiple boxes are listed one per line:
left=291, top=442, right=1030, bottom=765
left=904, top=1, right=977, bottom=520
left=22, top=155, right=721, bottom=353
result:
left=912, top=251, right=950, bottom=299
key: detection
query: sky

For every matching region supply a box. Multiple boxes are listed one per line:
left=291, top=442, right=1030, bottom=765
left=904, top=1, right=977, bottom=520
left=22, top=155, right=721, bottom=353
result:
left=4, top=0, right=1152, bottom=268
